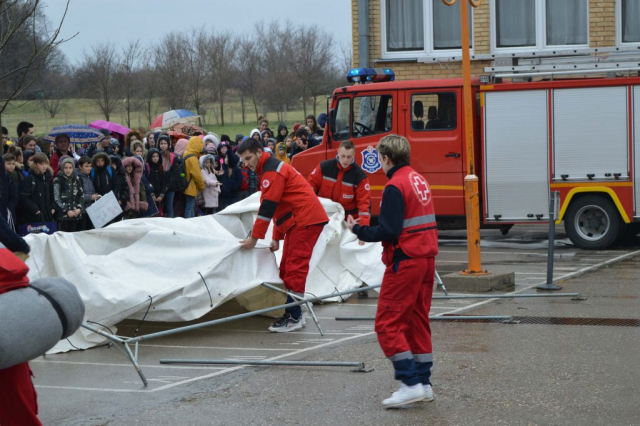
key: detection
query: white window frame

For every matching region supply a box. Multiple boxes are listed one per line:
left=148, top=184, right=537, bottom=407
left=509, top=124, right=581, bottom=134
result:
left=490, top=0, right=589, bottom=55
left=616, top=0, right=640, bottom=46
left=380, top=0, right=474, bottom=60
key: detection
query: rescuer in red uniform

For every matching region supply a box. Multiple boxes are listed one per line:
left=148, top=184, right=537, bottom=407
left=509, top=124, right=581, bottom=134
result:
left=238, top=138, right=328, bottom=333
left=0, top=218, right=42, bottom=426
left=347, top=134, right=438, bottom=408
left=307, top=140, right=371, bottom=244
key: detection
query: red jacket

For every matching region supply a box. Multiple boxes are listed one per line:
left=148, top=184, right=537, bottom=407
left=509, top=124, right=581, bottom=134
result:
left=308, top=159, right=371, bottom=226
left=381, top=165, right=438, bottom=266
left=252, top=152, right=328, bottom=241
left=0, top=243, right=29, bottom=295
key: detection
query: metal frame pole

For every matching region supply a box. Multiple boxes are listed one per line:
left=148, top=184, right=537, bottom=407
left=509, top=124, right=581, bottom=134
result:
left=261, top=282, right=324, bottom=335
left=160, top=359, right=371, bottom=373
left=538, top=191, right=563, bottom=291
left=80, top=284, right=383, bottom=386
left=432, top=293, right=582, bottom=300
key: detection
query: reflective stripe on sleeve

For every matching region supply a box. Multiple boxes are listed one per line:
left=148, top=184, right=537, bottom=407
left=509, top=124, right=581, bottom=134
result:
left=403, top=214, right=436, bottom=228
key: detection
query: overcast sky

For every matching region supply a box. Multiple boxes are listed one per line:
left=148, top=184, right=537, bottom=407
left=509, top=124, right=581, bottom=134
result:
left=44, top=0, right=353, bottom=63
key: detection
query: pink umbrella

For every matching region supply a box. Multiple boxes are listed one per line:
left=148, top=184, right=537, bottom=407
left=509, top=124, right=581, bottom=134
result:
left=89, top=120, right=131, bottom=136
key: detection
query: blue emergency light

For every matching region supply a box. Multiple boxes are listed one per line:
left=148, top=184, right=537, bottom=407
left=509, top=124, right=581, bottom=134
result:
left=347, top=68, right=395, bottom=84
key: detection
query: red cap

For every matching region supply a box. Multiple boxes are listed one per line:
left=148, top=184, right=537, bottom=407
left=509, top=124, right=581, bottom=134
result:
left=0, top=247, right=30, bottom=295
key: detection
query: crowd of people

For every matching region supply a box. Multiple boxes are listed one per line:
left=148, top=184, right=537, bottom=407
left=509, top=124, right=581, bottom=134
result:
left=0, top=114, right=328, bottom=234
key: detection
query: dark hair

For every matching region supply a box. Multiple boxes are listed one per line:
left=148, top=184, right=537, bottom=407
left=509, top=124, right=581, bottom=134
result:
left=18, top=135, right=36, bottom=149
left=78, top=156, right=92, bottom=167
left=236, top=138, right=264, bottom=155
left=3, top=153, right=15, bottom=162
left=1, top=126, right=7, bottom=135
left=32, top=152, right=49, bottom=165
left=295, top=127, right=309, bottom=138
left=306, top=115, right=318, bottom=133
left=16, top=121, right=33, bottom=137
left=339, top=140, right=355, bottom=150
left=259, top=118, right=269, bottom=125
left=8, top=145, right=22, bottom=158
left=55, top=133, right=70, bottom=145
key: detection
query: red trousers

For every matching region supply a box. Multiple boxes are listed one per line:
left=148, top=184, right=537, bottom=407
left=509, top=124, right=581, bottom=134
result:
left=279, top=224, right=324, bottom=294
left=0, top=362, right=41, bottom=426
left=375, top=257, right=435, bottom=359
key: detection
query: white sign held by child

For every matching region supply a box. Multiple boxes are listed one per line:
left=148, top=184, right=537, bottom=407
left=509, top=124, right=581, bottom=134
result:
left=86, top=191, right=122, bottom=228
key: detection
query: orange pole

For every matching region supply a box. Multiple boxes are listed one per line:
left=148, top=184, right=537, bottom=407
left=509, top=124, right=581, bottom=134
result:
left=446, top=0, right=486, bottom=275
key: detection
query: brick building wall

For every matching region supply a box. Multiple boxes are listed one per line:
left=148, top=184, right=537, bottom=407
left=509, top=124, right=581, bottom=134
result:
left=352, top=0, right=620, bottom=81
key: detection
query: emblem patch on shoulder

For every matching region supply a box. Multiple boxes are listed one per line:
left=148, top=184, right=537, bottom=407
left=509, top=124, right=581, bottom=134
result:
left=263, top=179, right=270, bottom=188
left=409, top=172, right=431, bottom=206
left=361, top=146, right=381, bottom=174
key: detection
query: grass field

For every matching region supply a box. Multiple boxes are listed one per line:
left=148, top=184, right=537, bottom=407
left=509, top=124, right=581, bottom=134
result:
left=1, top=96, right=330, bottom=139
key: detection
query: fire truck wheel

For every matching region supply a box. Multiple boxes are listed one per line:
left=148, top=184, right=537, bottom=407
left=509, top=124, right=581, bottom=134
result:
left=564, top=195, right=622, bottom=250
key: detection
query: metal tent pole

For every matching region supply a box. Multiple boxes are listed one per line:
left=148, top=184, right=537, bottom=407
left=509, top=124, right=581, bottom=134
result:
left=335, top=315, right=513, bottom=321
left=159, top=359, right=371, bottom=372
left=432, top=293, right=583, bottom=300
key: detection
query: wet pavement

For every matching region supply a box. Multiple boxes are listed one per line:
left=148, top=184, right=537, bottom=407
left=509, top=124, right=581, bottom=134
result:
left=31, top=226, right=640, bottom=425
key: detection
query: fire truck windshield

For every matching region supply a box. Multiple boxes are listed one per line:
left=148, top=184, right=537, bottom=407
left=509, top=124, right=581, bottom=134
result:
left=333, top=94, right=394, bottom=141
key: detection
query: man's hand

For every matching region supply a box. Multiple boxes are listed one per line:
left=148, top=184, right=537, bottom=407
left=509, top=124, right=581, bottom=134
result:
left=92, top=194, right=101, bottom=201
left=346, top=214, right=360, bottom=231
left=239, top=237, right=258, bottom=250
left=269, top=240, right=279, bottom=252
left=156, top=196, right=163, bottom=202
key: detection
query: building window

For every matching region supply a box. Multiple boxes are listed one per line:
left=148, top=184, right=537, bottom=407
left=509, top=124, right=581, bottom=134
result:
left=382, top=0, right=472, bottom=58
left=619, top=0, right=640, bottom=44
left=493, top=0, right=588, bottom=52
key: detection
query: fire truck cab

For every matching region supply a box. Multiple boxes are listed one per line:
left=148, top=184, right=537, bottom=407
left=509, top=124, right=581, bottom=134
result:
left=291, top=68, right=640, bottom=250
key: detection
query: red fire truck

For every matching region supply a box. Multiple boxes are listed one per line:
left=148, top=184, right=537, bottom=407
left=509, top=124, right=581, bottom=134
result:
left=291, top=68, right=640, bottom=250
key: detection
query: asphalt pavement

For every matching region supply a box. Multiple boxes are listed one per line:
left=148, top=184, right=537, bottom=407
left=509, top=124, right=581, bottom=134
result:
left=32, top=226, right=640, bottom=425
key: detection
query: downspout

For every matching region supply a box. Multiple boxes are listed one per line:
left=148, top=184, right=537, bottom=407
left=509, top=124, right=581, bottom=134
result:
left=358, top=0, right=370, bottom=67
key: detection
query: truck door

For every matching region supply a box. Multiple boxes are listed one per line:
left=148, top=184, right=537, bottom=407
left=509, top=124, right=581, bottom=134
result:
left=404, top=89, right=465, bottom=215
left=329, top=91, right=397, bottom=215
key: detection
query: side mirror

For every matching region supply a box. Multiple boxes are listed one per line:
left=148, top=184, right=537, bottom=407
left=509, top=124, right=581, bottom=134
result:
left=329, top=108, right=337, bottom=135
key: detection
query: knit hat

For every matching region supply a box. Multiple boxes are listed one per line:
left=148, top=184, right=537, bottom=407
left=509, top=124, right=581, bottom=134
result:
left=221, top=134, right=231, bottom=143
left=59, top=155, right=75, bottom=171
left=174, top=138, right=189, bottom=156
left=250, top=129, right=261, bottom=139
left=293, top=123, right=301, bottom=133
left=235, top=134, right=244, bottom=143
left=317, top=113, right=328, bottom=128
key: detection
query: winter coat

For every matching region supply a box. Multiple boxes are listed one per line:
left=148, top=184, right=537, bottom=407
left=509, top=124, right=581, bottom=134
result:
left=122, top=157, right=148, bottom=214
left=109, top=155, right=129, bottom=206
left=145, top=149, right=167, bottom=198
left=199, top=155, right=221, bottom=208
left=77, top=171, right=97, bottom=209
left=91, top=153, right=115, bottom=197
left=183, top=137, right=205, bottom=197
left=275, top=142, right=291, bottom=164
left=161, top=150, right=180, bottom=192
left=53, top=172, right=84, bottom=221
left=18, top=165, right=54, bottom=224
left=0, top=157, right=18, bottom=223
left=219, top=163, right=242, bottom=201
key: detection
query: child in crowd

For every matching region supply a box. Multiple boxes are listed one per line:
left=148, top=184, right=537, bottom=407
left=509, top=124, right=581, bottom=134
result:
left=122, top=157, right=148, bottom=219
left=275, top=142, right=290, bottom=164
left=53, top=157, right=84, bottom=232
left=18, top=153, right=55, bottom=225
left=77, top=156, right=99, bottom=230
left=0, top=155, right=18, bottom=229
left=199, top=154, right=221, bottom=215
left=131, top=141, right=146, bottom=163
left=145, top=148, right=166, bottom=214
left=6, top=147, right=25, bottom=184
left=158, top=135, right=178, bottom=218
left=109, top=155, right=129, bottom=209
left=266, top=138, right=276, bottom=152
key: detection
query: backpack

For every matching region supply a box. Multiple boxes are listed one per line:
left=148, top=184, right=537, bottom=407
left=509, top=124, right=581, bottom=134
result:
left=90, top=166, right=113, bottom=181
left=174, top=154, right=195, bottom=192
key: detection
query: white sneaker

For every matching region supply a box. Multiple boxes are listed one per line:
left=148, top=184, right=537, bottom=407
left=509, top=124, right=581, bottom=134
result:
left=422, top=384, right=434, bottom=402
left=268, top=313, right=306, bottom=333
left=382, top=383, right=426, bottom=408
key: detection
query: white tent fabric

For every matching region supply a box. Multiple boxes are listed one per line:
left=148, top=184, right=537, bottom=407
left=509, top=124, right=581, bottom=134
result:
left=25, top=193, right=384, bottom=352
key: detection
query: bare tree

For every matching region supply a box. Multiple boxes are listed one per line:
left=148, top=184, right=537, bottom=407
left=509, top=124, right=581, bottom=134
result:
left=39, top=65, right=70, bottom=118
left=289, top=26, right=336, bottom=117
left=154, top=32, right=189, bottom=111
left=77, top=43, right=121, bottom=121
left=139, top=62, right=158, bottom=127
left=0, top=0, right=74, bottom=125
left=235, top=37, right=263, bottom=123
left=120, top=40, right=144, bottom=128
left=206, top=31, right=238, bottom=127
left=183, top=29, right=209, bottom=125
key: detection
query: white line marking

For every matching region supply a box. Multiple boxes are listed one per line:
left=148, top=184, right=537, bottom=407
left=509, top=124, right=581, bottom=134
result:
left=141, top=344, right=291, bottom=351
left=31, top=360, right=226, bottom=370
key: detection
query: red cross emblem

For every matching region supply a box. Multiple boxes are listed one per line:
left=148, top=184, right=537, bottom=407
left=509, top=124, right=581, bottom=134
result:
left=409, top=172, right=431, bottom=205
